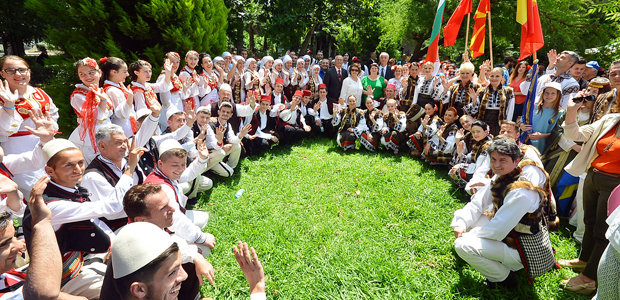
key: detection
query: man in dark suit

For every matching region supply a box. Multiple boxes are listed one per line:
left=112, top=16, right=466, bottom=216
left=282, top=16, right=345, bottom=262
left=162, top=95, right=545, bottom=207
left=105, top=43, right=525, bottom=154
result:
left=323, top=55, right=348, bottom=102
left=378, top=52, right=394, bottom=80
left=367, top=52, right=377, bottom=71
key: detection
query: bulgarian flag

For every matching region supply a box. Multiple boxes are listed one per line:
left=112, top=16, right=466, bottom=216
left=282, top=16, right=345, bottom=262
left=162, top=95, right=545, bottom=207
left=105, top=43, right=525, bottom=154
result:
left=426, top=0, right=446, bottom=63
left=469, top=0, right=490, bottom=58
left=517, top=0, right=544, bottom=60
left=443, top=0, right=473, bottom=47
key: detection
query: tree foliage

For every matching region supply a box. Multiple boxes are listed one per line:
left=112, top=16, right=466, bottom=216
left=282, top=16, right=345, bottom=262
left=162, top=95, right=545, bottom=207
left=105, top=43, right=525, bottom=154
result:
left=0, top=0, right=48, bottom=56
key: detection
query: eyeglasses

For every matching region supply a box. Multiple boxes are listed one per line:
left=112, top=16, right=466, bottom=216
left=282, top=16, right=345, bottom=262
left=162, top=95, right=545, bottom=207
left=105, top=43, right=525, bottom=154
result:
left=2, top=68, right=29, bottom=75
left=350, top=69, right=359, bottom=72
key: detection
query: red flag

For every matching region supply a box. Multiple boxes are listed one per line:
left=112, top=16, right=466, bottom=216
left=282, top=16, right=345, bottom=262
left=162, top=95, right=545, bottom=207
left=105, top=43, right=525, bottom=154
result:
left=425, top=0, right=446, bottom=63
left=443, top=0, right=473, bottom=47
left=518, top=0, right=544, bottom=61
left=469, top=0, right=490, bottom=58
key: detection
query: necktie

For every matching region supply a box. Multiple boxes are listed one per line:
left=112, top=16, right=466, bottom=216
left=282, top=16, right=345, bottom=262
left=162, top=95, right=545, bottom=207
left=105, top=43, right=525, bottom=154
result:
left=338, top=68, right=342, bottom=81
left=381, top=67, right=385, bottom=77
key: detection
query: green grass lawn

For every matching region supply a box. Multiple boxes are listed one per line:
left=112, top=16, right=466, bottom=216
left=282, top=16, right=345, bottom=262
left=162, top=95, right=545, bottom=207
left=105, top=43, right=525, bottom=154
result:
left=196, top=137, right=590, bottom=299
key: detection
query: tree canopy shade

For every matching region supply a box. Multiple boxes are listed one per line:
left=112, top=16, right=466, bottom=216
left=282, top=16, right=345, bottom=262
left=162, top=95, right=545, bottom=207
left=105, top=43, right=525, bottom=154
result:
left=24, top=0, right=228, bottom=67
left=0, top=0, right=47, bottom=56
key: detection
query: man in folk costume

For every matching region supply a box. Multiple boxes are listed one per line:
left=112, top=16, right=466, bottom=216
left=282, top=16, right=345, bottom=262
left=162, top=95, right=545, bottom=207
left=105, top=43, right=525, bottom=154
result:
left=312, top=84, right=337, bottom=137
left=299, top=90, right=316, bottom=129
left=203, top=84, right=256, bottom=134
left=452, top=139, right=556, bottom=289
left=380, top=99, right=408, bottom=154
left=21, top=138, right=141, bottom=299
left=246, top=95, right=280, bottom=156
left=278, top=90, right=311, bottom=146
left=270, top=78, right=289, bottom=106
left=100, top=184, right=215, bottom=300
left=520, top=50, right=580, bottom=109
left=143, top=139, right=216, bottom=257
left=590, top=60, right=620, bottom=123
left=203, top=101, right=251, bottom=177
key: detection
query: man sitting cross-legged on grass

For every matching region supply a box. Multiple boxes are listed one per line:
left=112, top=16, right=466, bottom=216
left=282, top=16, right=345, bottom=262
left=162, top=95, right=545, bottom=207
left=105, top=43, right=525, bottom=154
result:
left=451, top=139, right=555, bottom=289
left=144, top=139, right=216, bottom=257
left=100, top=183, right=215, bottom=300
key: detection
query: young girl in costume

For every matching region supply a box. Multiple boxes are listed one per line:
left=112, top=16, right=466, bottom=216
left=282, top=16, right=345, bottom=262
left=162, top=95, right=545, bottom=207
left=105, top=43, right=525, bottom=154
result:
left=158, top=52, right=198, bottom=129
left=259, top=56, right=274, bottom=93
left=359, top=97, right=384, bottom=152
left=519, top=82, right=564, bottom=153
left=465, top=67, right=515, bottom=136
left=130, top=59, right=172, bottom=114
left=332, top=95, right=365, bottom=151
left=230, top=55, right=245, bottom=103
left=380, top=99, right=407, bottom=154
left=387, top=65, right=404, bottom=101
left=68, top=57, right=113, bottom=163
left=101, top=57, right=135, bottom=137
left=424, top=107, right=460, bottom=165
left=196, top=53, right=223, bottom=106
left=292, top=59, right=308, bottom=92
left=407, top=102, right=442, bottom=157
left=449, top=120, right=492, bottom=188
left=412, top=61, right=442, bottom=113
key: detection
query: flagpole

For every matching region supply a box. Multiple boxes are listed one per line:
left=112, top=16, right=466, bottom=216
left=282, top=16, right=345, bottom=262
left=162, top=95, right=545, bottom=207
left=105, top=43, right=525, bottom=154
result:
left=488, top=11, right=493, bottom=66
left=464, top=13, right=471, bottom=55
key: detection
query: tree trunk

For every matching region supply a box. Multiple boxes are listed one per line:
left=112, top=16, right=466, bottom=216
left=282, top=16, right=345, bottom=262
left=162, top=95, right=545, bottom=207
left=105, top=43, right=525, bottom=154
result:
left=299, top=21, right=318, bottom=55
left=248, top=23, right=255, bottom=56
left=261, top=35, right=268, bottom=55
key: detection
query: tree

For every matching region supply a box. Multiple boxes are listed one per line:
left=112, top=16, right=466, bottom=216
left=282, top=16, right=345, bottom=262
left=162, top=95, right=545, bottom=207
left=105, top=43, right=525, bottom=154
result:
left=25, top=0, right=228, bottom=68
left=0, top=0, right=47, bottom=56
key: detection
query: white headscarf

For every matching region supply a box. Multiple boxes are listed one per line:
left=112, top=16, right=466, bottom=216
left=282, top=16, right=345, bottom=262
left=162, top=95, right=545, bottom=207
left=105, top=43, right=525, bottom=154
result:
left=244, top=58, right=257, bottom=72
left=261, top=56, right=274, bottom=69
left=282, top=55, right=292, bottom=66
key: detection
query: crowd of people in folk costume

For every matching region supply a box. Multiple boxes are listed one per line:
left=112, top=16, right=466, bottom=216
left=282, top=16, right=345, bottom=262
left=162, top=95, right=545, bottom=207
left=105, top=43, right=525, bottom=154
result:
left=0, top=45, right=619, bottom=299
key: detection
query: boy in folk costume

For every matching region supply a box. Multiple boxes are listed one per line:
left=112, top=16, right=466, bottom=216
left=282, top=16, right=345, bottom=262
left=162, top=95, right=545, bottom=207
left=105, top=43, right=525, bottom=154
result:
left=312, top=84, right=337, bottom=137
left=204, top=102, right=252, bottom=177
left=144, top=139, right=216, bottom=256
left=21, top=138, right=142, bottom=299
left=269, top=77, right=289, bottom=107
left=278, top=90, right=312, bottom=146
left=452, top=139, right=555, bottom=289
left=300, top=89, right=316, bottom=128
left=69, top=57, right=114, bottom=164
left=130, top=59, right=173, bottom=112
left=246, top=95, right=280, bottom=156
left=332, top=95, right=365, bottom=151
left=380, top=99, right=408, bottom=154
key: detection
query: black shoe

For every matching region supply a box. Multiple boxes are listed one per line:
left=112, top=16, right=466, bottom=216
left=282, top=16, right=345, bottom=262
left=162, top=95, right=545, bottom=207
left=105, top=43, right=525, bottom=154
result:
left=485, top=271, right=518, bottom=290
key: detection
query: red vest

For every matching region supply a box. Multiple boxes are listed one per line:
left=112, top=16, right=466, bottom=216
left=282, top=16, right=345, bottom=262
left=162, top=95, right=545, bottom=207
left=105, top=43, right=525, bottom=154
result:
left=12, top=87, right=51, bottom=121
left=131, top=85, right=157, bottom=109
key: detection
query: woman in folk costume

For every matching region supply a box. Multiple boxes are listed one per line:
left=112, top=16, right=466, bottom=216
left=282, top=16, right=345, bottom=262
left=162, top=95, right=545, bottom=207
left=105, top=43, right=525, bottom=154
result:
left=423, top=107, right=460, bottom=165
left=0, top=55, right=59, bottom=198
left=230, top=55, right=246, bottom=103
left=449, top=120, right=493, bottom=188
left=380, top=99, right=408, bottom=154
left=332, top=95, right=365, bottom=151
left=400, top=62, right=419, bottom=106
left=212, top=56, right=228, bottom=82
left=308, top=64, right=323, bottom=99
left=101, top=57, right=135, bottom=137
left=282, top=55, right=294, bottom=100
left=258, top=56, right=274, bottom=93
left=130, top=59, right=172, bottom=113
left=410, top=61, right=443, bottom=114
left=387, top=65, right=404, bottom=101
left=270, top=59, right=290, bottom=96
left=291, top=59, right=309, bottom=92
left=407, top=102, right=443, bottom=157
left=158, top=51, right=198, bottom=129
left=359, top=97, right=384, bottom=152
left=437, top=62, right=481, bottom=117
left=464, top=67, right=515, bottom=136
left=68, top=57, right=113, bottom=164
left=243, top=58, right=261, bottom=97
left=197, top=53, right=223, bottom=106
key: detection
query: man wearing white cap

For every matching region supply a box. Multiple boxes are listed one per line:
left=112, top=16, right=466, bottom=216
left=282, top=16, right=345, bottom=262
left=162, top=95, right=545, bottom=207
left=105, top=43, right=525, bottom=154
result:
left=21, top=138, right=143, bottom=299
left=104, top=222, right=266, bottom=300
left=100, top=183, right=214, bottom=299
left=203, top=84, right=256, bottom=134
left=164, top=106, right=199, bottom=159
left=143, top=139, right=216, bottom=256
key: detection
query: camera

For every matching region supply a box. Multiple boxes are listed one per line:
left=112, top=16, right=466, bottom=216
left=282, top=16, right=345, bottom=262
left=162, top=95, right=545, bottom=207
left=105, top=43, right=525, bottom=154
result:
left=572, top=94, right=596, bottom=103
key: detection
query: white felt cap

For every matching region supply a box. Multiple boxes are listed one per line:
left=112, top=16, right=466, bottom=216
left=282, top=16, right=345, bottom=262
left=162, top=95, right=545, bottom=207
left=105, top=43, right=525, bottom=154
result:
left=42, top=139, right=78, bottom=163
left=111, top=222, right=175, bottom=279
left=158, top=139, right=183, bottom=156
left=543, top=82, right=562, bottom=93
left=165, top=107, right=182, bottom=121
left=222, top=51, right=232, bottom=58
left=196, top=106, right=210, bottom=114
left=136, top=108, right=151, bottom=120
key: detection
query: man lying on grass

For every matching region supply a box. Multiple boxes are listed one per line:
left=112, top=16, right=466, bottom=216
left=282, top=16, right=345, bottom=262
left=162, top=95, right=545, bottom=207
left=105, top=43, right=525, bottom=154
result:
left=451, top=139, right=555, bottom=289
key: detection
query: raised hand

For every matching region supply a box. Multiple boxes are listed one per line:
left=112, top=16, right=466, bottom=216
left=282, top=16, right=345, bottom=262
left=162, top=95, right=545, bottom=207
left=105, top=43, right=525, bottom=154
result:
left=194, top=256, right=215, bottom=286
left=29, top=176, right=52, bottom=225
left=126, top=138, right=148, bottom=175
left=24, top=110, right=56, bottom=142
left=120, top=82, right=134, bottom=106
left=441, top=76, right=449, bottom=90
left=547, top=49, right=557, bottom=67
left=192, top=70, right=199, bottom=83
left=0, top=80, right=19, bottom=108
left=436, top=124, right=445, bottom=138
left=146, top=94, right=162, bottom=118
left=468, top=88, right=478, bottom=104
left=197, top=139, right=210, bottom=160
left=216, top=125, right=225, bottom=143
left=185, top=101, right=196, bottom=126
left=163, top=58, right=173, bottom=73
left=421, top=115, right=430, bottom=126
left=457, top=140, right=466, bottom=156
left=338, top=97, right=345, bottom=106
left=183, top=77, right=193, bottom=91
left=313, top=101, right=321, bottom=112
left=233, top=241, right=265, bottom=296
left=239, top=123, right=252, bottom=138
left=455, top=128, right=465, bottom=141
